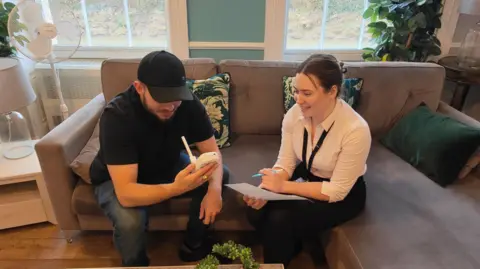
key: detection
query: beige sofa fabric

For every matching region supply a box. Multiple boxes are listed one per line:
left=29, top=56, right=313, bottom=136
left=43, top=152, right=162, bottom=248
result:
left=219, top=60, right=298, bottom=135
left=35, top=94, right=106, bottom=231
left=344, top=62, right=445, bottom=137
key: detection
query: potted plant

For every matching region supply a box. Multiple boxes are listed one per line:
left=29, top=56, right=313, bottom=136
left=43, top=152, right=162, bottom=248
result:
left=361, top=0, right=443, bottom=62
left=195, top=241, right=260, bottom=269
left=1, top=1, right=29, bottom=57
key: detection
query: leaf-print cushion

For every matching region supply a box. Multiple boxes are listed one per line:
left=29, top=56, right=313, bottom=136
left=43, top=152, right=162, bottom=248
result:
left=187, top=73, right=231, bottom=148
left=282, top=76, right=364, bottom=112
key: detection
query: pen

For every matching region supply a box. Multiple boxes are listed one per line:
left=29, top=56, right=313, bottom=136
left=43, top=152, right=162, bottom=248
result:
left=251, top=170, right=279, bottom=178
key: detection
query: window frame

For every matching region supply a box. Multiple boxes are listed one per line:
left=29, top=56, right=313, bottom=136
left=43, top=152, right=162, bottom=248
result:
left=40, top=0, right=189, bottom=59
left=264, top=0, right=461, bottom=62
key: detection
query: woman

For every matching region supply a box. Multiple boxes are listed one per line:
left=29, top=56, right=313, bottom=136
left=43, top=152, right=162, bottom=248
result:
left=243, top=54, right=371, bottom=267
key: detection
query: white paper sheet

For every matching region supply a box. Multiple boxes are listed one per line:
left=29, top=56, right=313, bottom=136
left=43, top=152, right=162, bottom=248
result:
left=225, top=183, right=309, bottom=201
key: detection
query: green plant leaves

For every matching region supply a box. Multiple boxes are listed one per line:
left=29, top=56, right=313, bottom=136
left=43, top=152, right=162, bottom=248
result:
left=413, top=12, right=427, bottom=28
left=379, top=7, right=390, bottom=18
left=368, top=21, right=388, bottom=30
left=14, top=35, right=29, bottom=46
left=362, top=0, right=443, bottom=62
left=3, top=3, right=15, bottom=12
left=0, top=2, right=24, bottom=57
left=363, top=7, right=375, bottom=19
left=197, top=240, right=260, bottom=269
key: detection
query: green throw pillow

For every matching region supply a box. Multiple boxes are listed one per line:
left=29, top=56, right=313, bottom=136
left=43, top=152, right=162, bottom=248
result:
left=380, top=103, right=480, bottom=186
left=282, top=76, right=363, bottom=112
left=187, top=73, right=231, bottom=148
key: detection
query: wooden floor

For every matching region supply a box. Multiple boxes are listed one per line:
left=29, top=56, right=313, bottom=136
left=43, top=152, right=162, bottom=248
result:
left=0, top=223, right=328, bottom=269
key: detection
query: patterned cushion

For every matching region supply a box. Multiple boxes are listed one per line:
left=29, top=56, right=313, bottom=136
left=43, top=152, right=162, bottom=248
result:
left=187, top=73, right=231, bottom=148
left=283, top=76, right=364, bottom=112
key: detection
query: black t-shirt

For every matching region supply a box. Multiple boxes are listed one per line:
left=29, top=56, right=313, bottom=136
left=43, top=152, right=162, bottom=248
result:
left=89, top=86, right=214, bottom=186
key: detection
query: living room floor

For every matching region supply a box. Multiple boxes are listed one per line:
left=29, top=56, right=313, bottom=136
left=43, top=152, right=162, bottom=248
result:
left=0, top=223, right=328, bottom=269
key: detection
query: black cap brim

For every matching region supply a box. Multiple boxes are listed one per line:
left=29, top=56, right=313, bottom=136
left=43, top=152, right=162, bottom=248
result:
left=148, top=85, right=193, bottom=103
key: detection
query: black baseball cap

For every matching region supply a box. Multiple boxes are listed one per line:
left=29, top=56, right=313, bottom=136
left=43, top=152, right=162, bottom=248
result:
left=137, top=50, right=193, bottom=103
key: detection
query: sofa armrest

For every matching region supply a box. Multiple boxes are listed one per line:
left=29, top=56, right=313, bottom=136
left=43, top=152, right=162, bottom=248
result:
left=437, top=101, right=480, bottom=178
left=437, top=101, right=480, bottom=129
left=35, top=94, right=105, bottom=231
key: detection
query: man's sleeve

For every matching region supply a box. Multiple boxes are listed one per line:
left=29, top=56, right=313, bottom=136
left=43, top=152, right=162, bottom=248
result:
left=186, top=98, right=215, bottom=143
left=99, top=109, right=138, bottom=165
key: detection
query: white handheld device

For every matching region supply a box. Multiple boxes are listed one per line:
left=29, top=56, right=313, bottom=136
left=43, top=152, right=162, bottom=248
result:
left=181, top=136, right=219, bottom=171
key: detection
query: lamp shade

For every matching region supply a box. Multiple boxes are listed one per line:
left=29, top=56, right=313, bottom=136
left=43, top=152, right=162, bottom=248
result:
left=458, top=0, right=480, bottom=15
left=0, top=58, right=36, bottom=114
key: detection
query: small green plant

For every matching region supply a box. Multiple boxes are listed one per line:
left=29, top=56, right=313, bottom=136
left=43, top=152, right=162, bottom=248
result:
left=196, top=241, right=260, bottom=269
left=1, top=1, right=29, bottom=57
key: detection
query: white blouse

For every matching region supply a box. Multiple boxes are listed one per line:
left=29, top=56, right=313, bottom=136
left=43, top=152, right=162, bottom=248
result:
left=274, top=98, right=372, bottom=203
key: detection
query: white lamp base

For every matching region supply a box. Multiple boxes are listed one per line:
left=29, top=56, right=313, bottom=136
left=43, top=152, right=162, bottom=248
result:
left=3, top=143, right=34, bottom=159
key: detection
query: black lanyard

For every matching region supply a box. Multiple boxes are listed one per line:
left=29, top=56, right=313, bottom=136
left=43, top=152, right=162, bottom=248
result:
left=302, top=122, right=335, bottom=173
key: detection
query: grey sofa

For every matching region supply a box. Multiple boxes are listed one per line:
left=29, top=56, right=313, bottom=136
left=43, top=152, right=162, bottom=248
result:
left=35, top=58, right=480, bottom=269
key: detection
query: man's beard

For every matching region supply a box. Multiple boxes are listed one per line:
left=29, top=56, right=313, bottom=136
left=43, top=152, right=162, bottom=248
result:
left=139, top=93, right=175, bottom=122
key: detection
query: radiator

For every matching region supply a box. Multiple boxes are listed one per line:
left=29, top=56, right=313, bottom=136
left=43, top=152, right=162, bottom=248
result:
left=32, top=61, right=103, bottom=130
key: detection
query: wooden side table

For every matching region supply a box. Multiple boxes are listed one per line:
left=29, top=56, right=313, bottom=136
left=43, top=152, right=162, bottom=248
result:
left=438, top=56, right=480, bottom=111
left=0, top=140, right=57, bottom=229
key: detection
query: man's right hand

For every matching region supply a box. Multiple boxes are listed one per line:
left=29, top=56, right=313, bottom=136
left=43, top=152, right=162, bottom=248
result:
left=173, top=162, right=218, bottom=194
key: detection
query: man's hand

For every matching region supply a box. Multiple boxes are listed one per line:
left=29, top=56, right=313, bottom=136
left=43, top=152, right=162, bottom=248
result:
left=173, top=163, right=218, bottom=194
left=200, top=188, right=222, bottom=225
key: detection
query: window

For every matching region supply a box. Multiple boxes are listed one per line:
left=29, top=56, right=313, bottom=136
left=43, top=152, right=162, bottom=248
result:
left=12, top=0, right=188, bottom=59
left=285, top=0, right=371, bottom=50
left=265, top=0, right=374, bottom=61
left=265, top=0, right=458, bottom=61
left=50, top=0, right=169, bottom=48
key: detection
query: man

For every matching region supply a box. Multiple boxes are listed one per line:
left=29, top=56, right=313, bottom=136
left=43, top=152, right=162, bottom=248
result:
left=89, top=50, right=229, bottom=267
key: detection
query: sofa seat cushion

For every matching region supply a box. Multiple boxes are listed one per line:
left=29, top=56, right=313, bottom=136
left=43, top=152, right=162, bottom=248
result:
left=221, top=135, right=281, bottom=185
left=326, top=141, right=480, bottom=269
left=72, top=135, right=281, bottom=216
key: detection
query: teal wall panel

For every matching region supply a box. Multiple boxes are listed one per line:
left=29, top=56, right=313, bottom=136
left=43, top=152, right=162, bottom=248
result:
left=189, top=49, right=264, bottom=62
left=187, top=0, right=266, bottom=42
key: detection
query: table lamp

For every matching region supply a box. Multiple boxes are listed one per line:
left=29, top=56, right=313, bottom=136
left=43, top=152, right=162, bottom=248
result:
left=457, top=0, right=480, bottom=70
left=0, top=58, right=37, bottom=159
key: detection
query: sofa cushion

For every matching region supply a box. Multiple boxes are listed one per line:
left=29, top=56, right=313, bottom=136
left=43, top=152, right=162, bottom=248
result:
left=283, top=76, right=363, bottom=112
left=218, top=60, right=298, bottom=135
left=221, top=135, right=281, bottom=185
left=188, top=73, right=231, bottom=148
left=325, top=141, right=480, bottom=269
left=380, top=103, right=480, bottom=186
left=70, top=122, right=100, bottom=184
left=72, top=180, right=193, bottom=215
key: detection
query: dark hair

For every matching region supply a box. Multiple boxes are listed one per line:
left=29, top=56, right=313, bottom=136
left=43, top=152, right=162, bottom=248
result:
left=296, top=54, right=346, bottom=97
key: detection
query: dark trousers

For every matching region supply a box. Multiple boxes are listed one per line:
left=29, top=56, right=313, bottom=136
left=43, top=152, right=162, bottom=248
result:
left=246, top=173, right=366, bottom=267
left=93, top=153, right=230, bottom=267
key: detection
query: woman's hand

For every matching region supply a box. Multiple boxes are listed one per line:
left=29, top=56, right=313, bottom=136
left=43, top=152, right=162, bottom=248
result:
left=243, top=182, right=267, bottom=210
left=243, top=195, right=267, bottom=210
left=260, top=169, right=285, bottom=193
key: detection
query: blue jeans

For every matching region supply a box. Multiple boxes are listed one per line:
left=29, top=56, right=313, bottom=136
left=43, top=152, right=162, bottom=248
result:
left=93, top=153, right=230, bottom=266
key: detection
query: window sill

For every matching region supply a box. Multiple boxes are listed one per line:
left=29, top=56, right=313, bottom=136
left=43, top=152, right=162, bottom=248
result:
left=35, top=59, right=104, bottom=70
